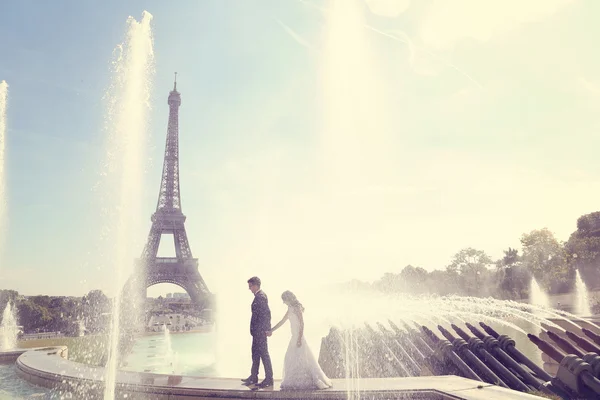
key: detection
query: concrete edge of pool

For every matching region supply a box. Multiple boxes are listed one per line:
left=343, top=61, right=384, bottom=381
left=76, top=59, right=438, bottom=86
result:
left=1, top=347, right=544, bottom=399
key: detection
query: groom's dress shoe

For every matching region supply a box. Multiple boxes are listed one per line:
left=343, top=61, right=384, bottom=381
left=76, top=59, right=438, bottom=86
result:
left=241, top=377, right=258, bottom=385
left=256, top=380, right=274, bottom=388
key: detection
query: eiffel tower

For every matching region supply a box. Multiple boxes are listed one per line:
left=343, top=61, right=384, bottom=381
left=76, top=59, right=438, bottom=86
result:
left=129, top=75, right=210, bottom=309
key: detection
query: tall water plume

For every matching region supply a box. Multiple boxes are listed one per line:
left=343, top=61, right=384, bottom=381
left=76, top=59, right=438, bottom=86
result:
left=0, top=81, right=7, bottom=258
left=575, top=269, right=591, bottom=316
left=0, top=302, right=18, bottom=351
left=321, top=0, right=391, bottom=188
left=102, top=11, right=154, bottom=400
left=529, top=277, right=550, bottom=309
left=320, top=2, right=393, bottom=393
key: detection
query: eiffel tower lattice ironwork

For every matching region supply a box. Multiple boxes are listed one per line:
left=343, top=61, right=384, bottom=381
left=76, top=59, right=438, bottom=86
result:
left=131, top=76, right=210, bottom=308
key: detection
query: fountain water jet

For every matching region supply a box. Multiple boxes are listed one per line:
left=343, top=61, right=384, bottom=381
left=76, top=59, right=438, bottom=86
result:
left=575, top=269, right=591, bottom=316
left=0, top=302, right=18, bottom=351
left=322, top=0, right=392, bottom=190
left=529, top=277, right=550, bottom=309
left=343, top=328, right=361, bottom=399
left=102, top=11, right=154, bottom=400
left=162, top=324, right=177, bottom=374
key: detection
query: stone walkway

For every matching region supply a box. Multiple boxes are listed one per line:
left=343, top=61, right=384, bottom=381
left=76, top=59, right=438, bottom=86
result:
left=5, top=347, right=544, bottom=399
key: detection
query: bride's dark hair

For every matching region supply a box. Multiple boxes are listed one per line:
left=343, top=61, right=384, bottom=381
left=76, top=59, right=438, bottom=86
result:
left=281, top=290, right=304, bottom=312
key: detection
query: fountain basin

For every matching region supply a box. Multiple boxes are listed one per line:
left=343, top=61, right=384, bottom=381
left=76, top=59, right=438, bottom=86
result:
left=7, top=346, right=545, bottom=399
left=0, top=348, right=27, bottom=363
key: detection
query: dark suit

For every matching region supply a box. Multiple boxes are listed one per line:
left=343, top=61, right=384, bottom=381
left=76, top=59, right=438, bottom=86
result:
left=250, top=290, right=273, bottom=381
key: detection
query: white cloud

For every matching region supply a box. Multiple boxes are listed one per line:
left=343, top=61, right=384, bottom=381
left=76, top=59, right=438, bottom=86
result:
left=419, top=0, right=574, bottom=50
left=365, top=0, right=411, bottom=17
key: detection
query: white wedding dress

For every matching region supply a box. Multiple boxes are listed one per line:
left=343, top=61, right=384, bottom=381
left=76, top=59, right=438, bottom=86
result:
left=280, top=306, right=333, bottom=390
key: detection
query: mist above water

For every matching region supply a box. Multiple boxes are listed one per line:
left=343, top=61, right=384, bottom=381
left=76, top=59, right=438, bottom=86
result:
left=213, top=283, right=584, bottom=379
left=101, top=11, right=154, bottom=400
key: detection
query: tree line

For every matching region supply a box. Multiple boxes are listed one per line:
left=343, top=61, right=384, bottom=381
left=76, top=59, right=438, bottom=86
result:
left=370, top=211, right=600, bottom=300
left=0, top=289, right=111, bottom=336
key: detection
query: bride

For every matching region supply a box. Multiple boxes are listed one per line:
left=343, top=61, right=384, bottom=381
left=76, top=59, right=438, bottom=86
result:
left=267, top=291, right=333, bottom=390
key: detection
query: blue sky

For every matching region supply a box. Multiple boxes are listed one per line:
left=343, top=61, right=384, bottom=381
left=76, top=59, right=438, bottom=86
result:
left=1, top=0, right=600, bottom=296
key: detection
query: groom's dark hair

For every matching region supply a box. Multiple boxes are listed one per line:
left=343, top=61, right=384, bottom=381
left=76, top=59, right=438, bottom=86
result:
left=247, top=276, right=261, bottom=287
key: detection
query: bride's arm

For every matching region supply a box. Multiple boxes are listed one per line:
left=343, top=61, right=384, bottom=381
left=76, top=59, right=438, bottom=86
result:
left=296, top=309, right=304, bottom=347
left=267, top=310, right=289, bottom=335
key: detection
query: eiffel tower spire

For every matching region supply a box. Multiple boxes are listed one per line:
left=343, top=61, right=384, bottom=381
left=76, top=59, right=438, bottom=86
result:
left=155, top=72, right=182, bottom=213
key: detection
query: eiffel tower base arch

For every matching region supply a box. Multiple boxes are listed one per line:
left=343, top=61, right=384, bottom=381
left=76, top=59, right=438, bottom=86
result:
left=125, top=259, right=211, bottom=309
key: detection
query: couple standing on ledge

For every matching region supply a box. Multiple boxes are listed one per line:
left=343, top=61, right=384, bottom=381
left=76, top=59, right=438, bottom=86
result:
left=241, top=276, right=333, bottom=390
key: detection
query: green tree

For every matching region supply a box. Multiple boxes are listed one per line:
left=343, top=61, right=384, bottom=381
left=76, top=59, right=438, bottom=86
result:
left=371, top=265, right=432, bottom=294
left=397, top=265, right=429, bottom=294
left=502, top=247, right=520, bottom=267
left=520, top=228, right=569, bottom=293
left=30, top=295, right=52, bottom=309
left=17, top=300, right=53, bottom=332
left=494, top=248, right=528, bottom=299
left=373, top=272, right=402, bottom=293
left=565, top=212, right=600, bottom=289
left=446, top=248, right=493, bottom=296
left=400, top=265, right=428, bottom=284
left=82, top=290, right=110, bottom=333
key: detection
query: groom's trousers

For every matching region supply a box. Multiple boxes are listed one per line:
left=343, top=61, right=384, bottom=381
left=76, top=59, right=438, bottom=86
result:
left=250, top=334, right=273, bottom=380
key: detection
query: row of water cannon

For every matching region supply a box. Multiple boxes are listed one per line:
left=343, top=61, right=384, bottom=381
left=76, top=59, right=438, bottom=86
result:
left=318, top=318, right=600, bottom=399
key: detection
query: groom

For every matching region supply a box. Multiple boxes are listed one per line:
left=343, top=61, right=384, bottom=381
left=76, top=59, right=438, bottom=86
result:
left=242, top=276, right=274, bottom=388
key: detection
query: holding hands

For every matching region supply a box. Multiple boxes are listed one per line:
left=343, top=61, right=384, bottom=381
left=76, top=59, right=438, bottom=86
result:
left=265, top=329, right=301, bottom=347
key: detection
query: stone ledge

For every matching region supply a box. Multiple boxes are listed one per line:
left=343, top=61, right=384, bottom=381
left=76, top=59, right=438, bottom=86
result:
left=0, top=348, right=28, bottom=364
left=9, top=347, right=544, bottom=400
